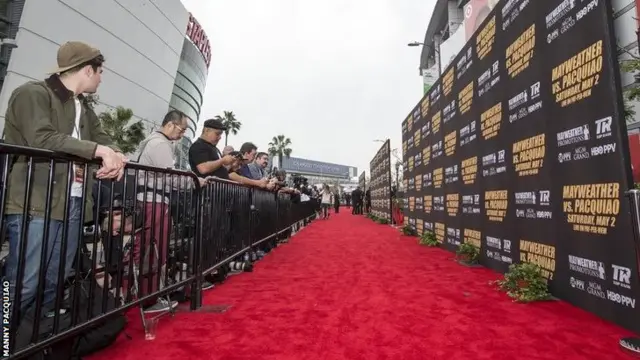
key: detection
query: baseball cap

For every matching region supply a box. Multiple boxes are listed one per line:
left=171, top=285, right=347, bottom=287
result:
left=49, top=41, right=102, bottom=74
left=203, top=119, right=227, bottom=130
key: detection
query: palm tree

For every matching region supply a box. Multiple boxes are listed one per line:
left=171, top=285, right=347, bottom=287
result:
left=268, top=135, right=293, bottom=169
left=98, top=106, right=146, bottom=155
left=215, top=111, right=242, bottom=146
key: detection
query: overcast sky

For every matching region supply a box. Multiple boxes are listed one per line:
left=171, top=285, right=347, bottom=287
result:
left=181, top=0, right=436, bottom=176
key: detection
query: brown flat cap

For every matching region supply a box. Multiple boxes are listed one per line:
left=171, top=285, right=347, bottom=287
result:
left=48, top=41, right=102, bottom=74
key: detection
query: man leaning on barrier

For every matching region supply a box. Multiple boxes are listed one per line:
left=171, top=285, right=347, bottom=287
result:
left=134, top=110, right=214, bottom=314
left=2, top=41, right=126, bottom=313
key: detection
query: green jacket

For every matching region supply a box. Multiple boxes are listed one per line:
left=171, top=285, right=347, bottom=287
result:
left=3, top=75, right=119, bottom=221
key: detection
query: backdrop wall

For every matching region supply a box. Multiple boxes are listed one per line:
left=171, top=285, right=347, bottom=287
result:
left=401, top=0, right=640, bottom=332
left=370, top=140, right=392, bottom=221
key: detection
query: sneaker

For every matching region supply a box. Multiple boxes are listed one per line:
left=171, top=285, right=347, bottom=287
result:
left=201, top=281, right=215, bottom=291
left=144, top=298, right=178, bottom=314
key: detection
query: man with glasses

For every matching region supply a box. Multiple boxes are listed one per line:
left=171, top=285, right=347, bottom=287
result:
left=134, top=110, right=212, bottom=314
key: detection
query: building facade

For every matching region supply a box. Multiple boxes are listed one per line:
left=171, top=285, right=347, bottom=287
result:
left=0, top=0, right=190, bottom=140
left=170, top=13, right=211, bottom=170
left=419, top=0, right=640, bottom=127
left=277, top=156, right=358, bottom=186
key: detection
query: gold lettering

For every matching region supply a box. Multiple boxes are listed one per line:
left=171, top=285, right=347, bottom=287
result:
left=481, top=102, right=502, bottom=139
left=461, top=156, right=478, bottom=185
left=458, top=82, right=474, bottom=115
left=476, top=16, right=496, bottom=60
left=432, top=111, right=442, bottom=134
left=445, top=130, right=457, bottom=157
left=562, top=182, right=621, bottom=235
left=552, top=40, right=604, bottom=107
left=506, top=24, right=536, bottom=78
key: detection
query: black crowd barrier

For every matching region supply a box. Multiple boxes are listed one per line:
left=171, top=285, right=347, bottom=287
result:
left=400, top=0, right=639, bottom=332
left=369, top=140, right=392, bottom=221
left=0, top=143, right=319, bottom=359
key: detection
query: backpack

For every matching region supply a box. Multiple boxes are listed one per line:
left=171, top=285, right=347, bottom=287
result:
left=13, top=252, right=127, bottom=359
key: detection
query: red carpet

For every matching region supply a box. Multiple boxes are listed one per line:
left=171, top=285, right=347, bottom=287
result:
left=89, top=210, right=635, bottom=360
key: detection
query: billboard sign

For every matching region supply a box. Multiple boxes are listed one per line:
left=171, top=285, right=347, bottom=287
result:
left=280, top=156, right=356, bottom=179
left=402, top=0, right=639, bottom=332
left=186, top=13, right=212, bottom=68
left=463, top=0, right=498, bottom=41
left=369, top=140, right=392, bottom=221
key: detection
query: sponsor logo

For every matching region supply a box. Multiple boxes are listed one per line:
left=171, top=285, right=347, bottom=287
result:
left=432, top=141, right=443, bottom=158
left=503, top=239, right=512, bottom=253
left=515, top=191, right=536, bottom=205
left=568, top=255, right=606, bottom=280
left=576, top=0, right=599, bottom=22
left=547, top=29, right=559, bottom=44
left=612, top=264, right=632, bottom=289
left=536, top=211, right=553, bottom=219
left=445, top=165, right=459, bottom=184
left=413, top=108, right=421, bottom=120
left=430, top=83, right=442, bottom=102
left=570, top=276, right=585, bottom=290
left=422, top=124, right=431, bottom=139
left=486, top=236, right=502, bottom=250
left=508, top=82, right=542, bottom=123
left=590, top=143, right=616, bottom=157
left=558, top=152, right=571, bottom=163
left=456, top=47, right=474, bottom=79
left=482, top=150, right=506, bottom=177
left=414, top=153, right=422, bottom=167
left=478, top=61, right=501, bottom=97
left=460, top=120, right=477, bottom=146
left=587, top=281, right=606, bottom=299
left=423, top=173, right=433, bottom=187
left=595, top=116, right=612, bottom=139
left=434, top=196, right=445, bottom=211
left=573, top=146, right=590, bottom=161
left=560, top=15, right=575, bottom=35
left=539, top=190, right=550, bottom=206
left=508, top=90, right=528, bottom=112
left=545, top=0, right=576, bottom=29
left=557, top=124, right=590, bottom=147
left=447, top=228, right=461, bottom=245
left=607, top=290, right=636, bottom=308
left=462, top=194, right=481, bottom=214
left=443, top=99, right=457, bottom=124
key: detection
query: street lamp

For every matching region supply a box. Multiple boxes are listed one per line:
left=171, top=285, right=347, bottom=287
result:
left=408, top=40, right=441, bottom=75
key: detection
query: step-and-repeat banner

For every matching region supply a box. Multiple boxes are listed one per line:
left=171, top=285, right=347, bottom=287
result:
left=359, top=171, right=366, bottom=192
left=370, top=140, right=392, bottom=220
left=401, top=0, right=640, bottom=332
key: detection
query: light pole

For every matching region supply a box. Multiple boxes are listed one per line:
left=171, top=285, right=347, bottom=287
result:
left=408, top=41, right=441, bottom=76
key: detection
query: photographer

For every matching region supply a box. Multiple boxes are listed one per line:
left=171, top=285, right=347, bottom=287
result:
left=229, top=142, right=270, bottom=189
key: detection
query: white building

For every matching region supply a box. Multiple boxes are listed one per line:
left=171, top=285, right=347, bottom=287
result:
left=0, top=0, right=190, bottom=135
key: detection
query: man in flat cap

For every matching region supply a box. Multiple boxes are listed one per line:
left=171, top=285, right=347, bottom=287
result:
left=3, top=41, right=125, bottom=313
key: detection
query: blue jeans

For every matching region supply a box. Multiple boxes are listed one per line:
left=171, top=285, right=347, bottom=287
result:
left=5, top=197, right=82, bottom=313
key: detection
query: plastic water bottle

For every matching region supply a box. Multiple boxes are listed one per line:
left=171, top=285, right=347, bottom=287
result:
left=243, top=252, right=250, bottom=262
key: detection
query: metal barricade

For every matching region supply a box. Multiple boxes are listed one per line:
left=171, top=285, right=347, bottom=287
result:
left=0, top=142, right=319, bottom=359
left=0, top=143, right=201, bottom=359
